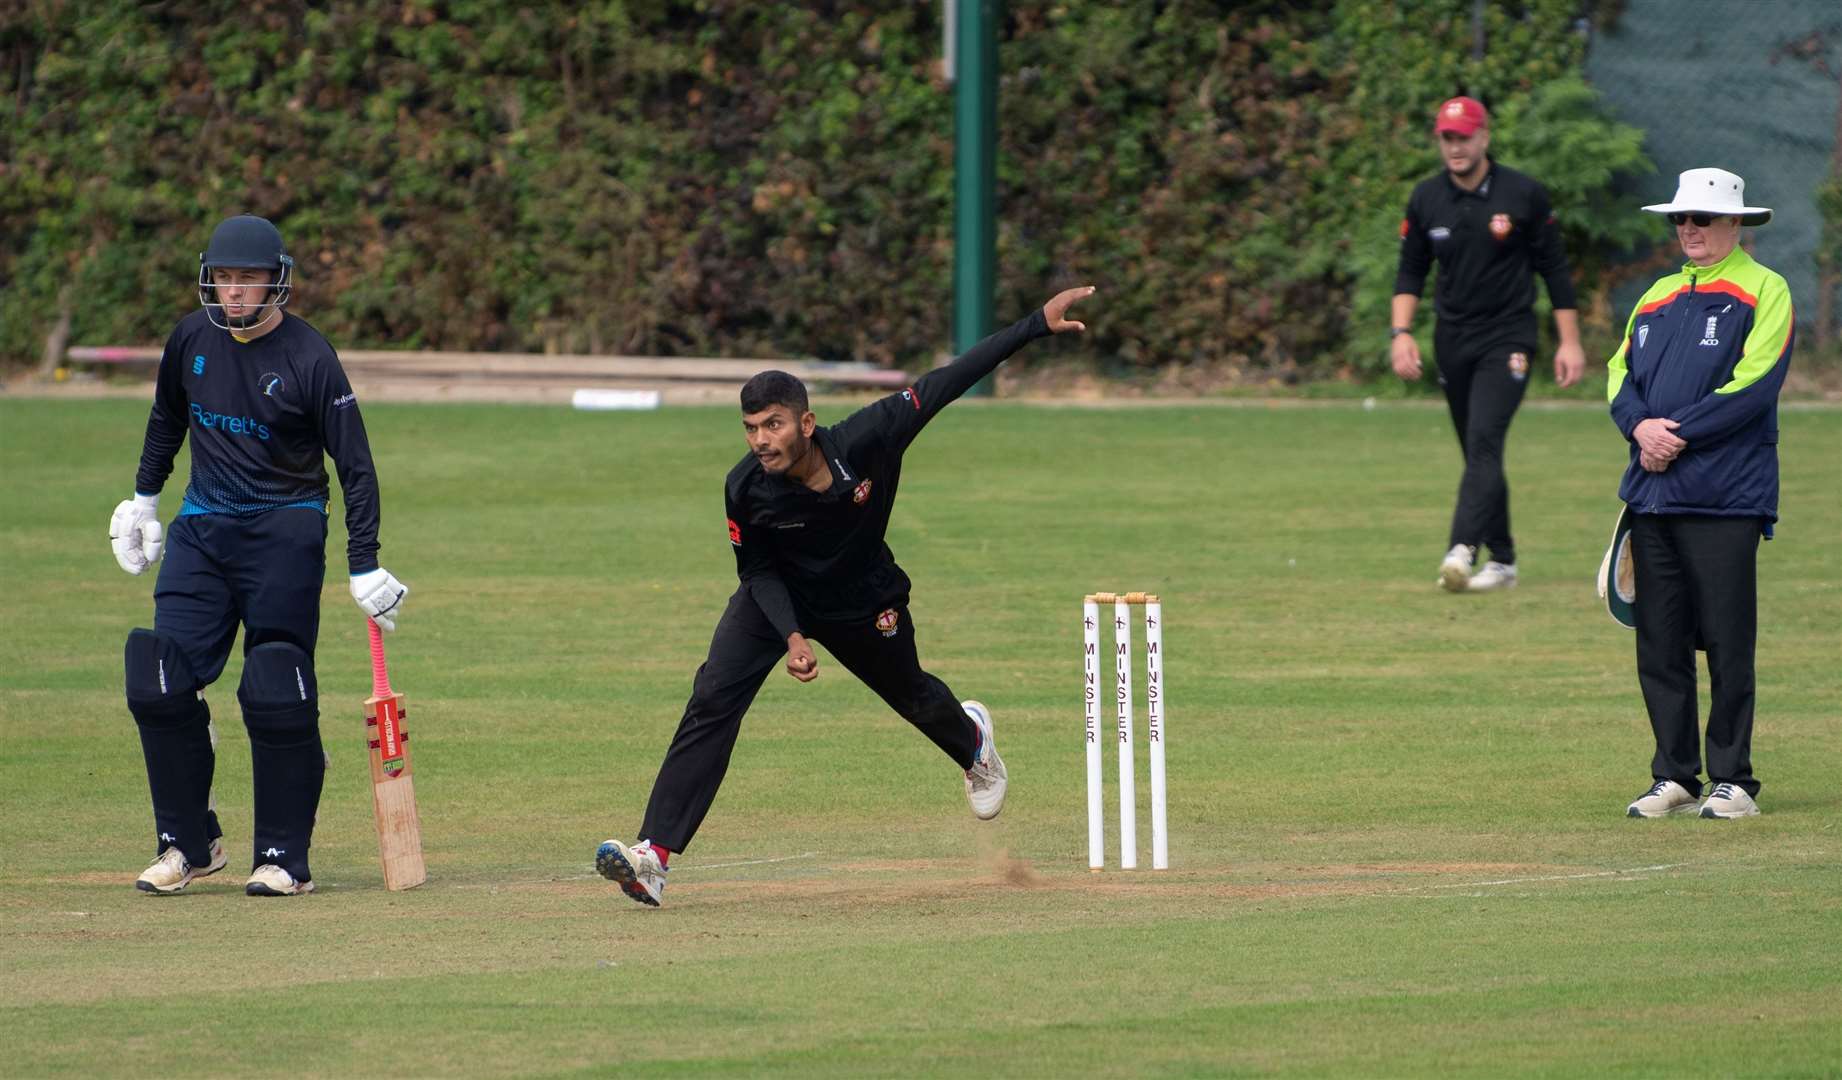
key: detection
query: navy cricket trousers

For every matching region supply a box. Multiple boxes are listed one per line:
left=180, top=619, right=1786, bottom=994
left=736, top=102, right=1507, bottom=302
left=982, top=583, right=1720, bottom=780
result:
left=154, top=508, right=329, bottom=678
left=137, top=508, right=329, bottom=878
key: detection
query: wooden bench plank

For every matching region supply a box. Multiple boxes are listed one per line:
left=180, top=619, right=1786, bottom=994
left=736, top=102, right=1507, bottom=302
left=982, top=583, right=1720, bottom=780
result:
left=65, top=346, right=911, bottom=388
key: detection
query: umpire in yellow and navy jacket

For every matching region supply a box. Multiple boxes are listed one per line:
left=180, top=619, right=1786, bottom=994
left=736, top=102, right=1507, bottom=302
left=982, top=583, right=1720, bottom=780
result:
left=1608, top=169, right=1794, bottom=821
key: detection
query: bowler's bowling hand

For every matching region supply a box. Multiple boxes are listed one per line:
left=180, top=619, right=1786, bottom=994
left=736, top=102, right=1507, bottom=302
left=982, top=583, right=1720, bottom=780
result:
left=1043, top=286, right=1095, bottom=334
left=786, top=632, right=819, bottom=682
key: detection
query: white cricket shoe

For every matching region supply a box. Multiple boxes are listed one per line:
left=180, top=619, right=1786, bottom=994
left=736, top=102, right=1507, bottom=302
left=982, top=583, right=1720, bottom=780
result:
left=135, top=837, right=227, bottom=894
left=1438, top=544, right=1475, bottom=592
left=1467, top=561, right=1519, bottom=592
left=1626, top=779, right=1700, bottom=818
left=596, top=838, right=667, bottom=907
left=1699, top=783, right=1760, bottom=819
left=245, top=864, right=315, bottom=896
left=962, top=700, right=1007, bottom=820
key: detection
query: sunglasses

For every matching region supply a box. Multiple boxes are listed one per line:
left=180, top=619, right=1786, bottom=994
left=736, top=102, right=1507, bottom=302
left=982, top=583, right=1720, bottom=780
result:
left=1666, top=212, right=1721, bottom=227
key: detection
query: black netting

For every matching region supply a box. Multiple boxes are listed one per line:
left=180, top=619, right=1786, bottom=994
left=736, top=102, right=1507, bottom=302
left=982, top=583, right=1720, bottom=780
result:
left=1585, top=0, right=1841, bottom=327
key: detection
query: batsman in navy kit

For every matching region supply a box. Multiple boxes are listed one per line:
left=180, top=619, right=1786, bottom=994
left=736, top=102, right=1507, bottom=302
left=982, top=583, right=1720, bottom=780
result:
left=110, top=214, right=408, bottom=896
left=596, top=286, right=1095, bottom=907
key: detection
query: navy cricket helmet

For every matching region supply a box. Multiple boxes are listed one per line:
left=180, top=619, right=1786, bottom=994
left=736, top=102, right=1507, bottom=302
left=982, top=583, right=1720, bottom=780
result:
left=197, top=214, right=294, bottom=331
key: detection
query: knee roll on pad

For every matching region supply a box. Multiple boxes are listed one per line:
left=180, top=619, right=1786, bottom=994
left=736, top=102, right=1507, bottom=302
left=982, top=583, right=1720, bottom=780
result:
left=239, top=641, right=319, bottom=738
left=126, top=628, right=197, bottom=702
left=125, top=629, right=206, bottom=726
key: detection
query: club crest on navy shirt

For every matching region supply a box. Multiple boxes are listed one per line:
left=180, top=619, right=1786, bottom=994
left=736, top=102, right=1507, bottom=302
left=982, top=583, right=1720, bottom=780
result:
left=258, top=371, right=285, bottom=397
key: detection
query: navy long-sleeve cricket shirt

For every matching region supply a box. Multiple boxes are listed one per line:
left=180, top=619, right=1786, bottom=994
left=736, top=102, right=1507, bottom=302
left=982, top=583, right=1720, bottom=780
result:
left=133, top=310, right=383, bottom=575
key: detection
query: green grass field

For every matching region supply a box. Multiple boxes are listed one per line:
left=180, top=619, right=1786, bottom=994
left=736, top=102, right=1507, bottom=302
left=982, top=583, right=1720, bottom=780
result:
left=3, top=397, right=1838, bottom=1077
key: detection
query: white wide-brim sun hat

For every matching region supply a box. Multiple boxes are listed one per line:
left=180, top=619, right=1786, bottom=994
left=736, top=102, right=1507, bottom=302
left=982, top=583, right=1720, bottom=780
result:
left=1642, top=167, right=1772, bottom=226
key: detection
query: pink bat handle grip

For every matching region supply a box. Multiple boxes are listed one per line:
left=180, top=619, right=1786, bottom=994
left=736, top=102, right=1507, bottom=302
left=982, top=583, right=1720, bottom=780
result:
left=368, top=618, right=393, bottom=698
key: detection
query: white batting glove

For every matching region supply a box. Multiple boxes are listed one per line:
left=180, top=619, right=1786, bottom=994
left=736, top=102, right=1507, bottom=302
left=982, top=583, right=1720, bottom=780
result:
left=109, top=493, right=164, bottom=576
left=351, top=567, right=408, bottom=632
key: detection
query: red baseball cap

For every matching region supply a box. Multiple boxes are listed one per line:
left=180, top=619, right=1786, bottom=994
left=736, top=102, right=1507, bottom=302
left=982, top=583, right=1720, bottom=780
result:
left=1433, top=96, right=1489, bottom=135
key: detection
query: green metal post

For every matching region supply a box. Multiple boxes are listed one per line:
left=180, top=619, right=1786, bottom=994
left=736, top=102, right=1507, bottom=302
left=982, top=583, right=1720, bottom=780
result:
left=953, top=0, right=997, bottom=395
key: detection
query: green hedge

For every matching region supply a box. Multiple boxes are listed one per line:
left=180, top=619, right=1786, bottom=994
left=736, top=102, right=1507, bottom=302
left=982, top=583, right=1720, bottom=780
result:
left=0, top=0, right=1650, bottom=377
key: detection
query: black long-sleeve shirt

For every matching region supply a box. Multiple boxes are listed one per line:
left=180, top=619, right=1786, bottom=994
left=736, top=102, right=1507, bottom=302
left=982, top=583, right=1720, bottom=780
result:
left=134, top=309, right=382, bottom=574
left=724, top=309, right=1052, bottom=637
left=1393, top=161, right=1578, bottom=340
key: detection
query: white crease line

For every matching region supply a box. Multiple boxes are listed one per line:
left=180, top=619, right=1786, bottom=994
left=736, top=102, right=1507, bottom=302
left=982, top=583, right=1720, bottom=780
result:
left=444, top=870, right=596, bottom=889
left=449, top=851, right=822, bottom=889
left=1423, top=862, right=1691, bottom=890
left=680, top=851, right=819, bottom=872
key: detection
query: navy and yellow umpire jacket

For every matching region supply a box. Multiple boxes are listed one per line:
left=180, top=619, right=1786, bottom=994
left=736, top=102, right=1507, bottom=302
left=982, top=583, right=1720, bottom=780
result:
left=1607, top=246, right=1794, bottom=524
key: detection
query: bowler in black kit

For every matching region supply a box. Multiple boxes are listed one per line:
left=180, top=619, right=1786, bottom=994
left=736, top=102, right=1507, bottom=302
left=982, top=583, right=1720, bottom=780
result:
left=110, top=214, right=408, bottom=897
left=595, top=286, right=1096, bottom=907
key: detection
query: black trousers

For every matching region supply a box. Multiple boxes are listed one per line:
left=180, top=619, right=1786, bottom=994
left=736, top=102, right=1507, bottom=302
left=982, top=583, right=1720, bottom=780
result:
left=638, top=588, right=978, bottom=853
left=1435, top=324, right=1532, bottom=564
left=1630, top=512, right=1763, bottom=798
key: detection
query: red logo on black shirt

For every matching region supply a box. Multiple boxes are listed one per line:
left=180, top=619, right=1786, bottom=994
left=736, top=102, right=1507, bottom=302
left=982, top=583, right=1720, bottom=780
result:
left=875, top=608, right=900, bottom=637
left=852, top=479, right=872, bottom=505
left=900, top=388, right=920, bottom=411
left=727, top=517, right=741, bottom=545
left=1398, top=218, right=1409, bottom=239
left=1489, top=213, right=1513, bottom=240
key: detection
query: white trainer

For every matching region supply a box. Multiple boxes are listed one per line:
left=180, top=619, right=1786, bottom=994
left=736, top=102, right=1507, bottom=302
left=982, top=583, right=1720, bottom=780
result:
left=596, top=838, right=667, bottom=907
left=1438, top=544, right=1475, bottom=592
left=245, top=864, right=315, bottom=896
left=1466, top=561, right=1519, bottom=592
left=1699, top=783, right=1760, bottom=819
left=1626, top=779, right=1700, bottom=818
left=135, top=837, right=227, bottom=894
left=961, top=700, right=1007, bottom=820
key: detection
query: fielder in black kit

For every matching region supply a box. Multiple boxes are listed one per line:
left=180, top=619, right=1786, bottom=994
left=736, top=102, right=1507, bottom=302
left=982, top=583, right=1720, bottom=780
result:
left=597, top=285, right=1095, bottom=907
left=110, top=214, right=408, bottom=897
left=1390, top=96, right=1584, bottom=594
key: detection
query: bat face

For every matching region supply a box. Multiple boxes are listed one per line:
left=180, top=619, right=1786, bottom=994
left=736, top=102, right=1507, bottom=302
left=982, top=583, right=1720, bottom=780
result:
left=368, top=690, right=408, bottom=779
left=365, top=685, right=425, bottom=890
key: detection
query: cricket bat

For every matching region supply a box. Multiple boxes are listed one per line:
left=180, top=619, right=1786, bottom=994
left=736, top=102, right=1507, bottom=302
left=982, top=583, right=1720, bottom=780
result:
left=364, top=617, right=426, bottom=890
